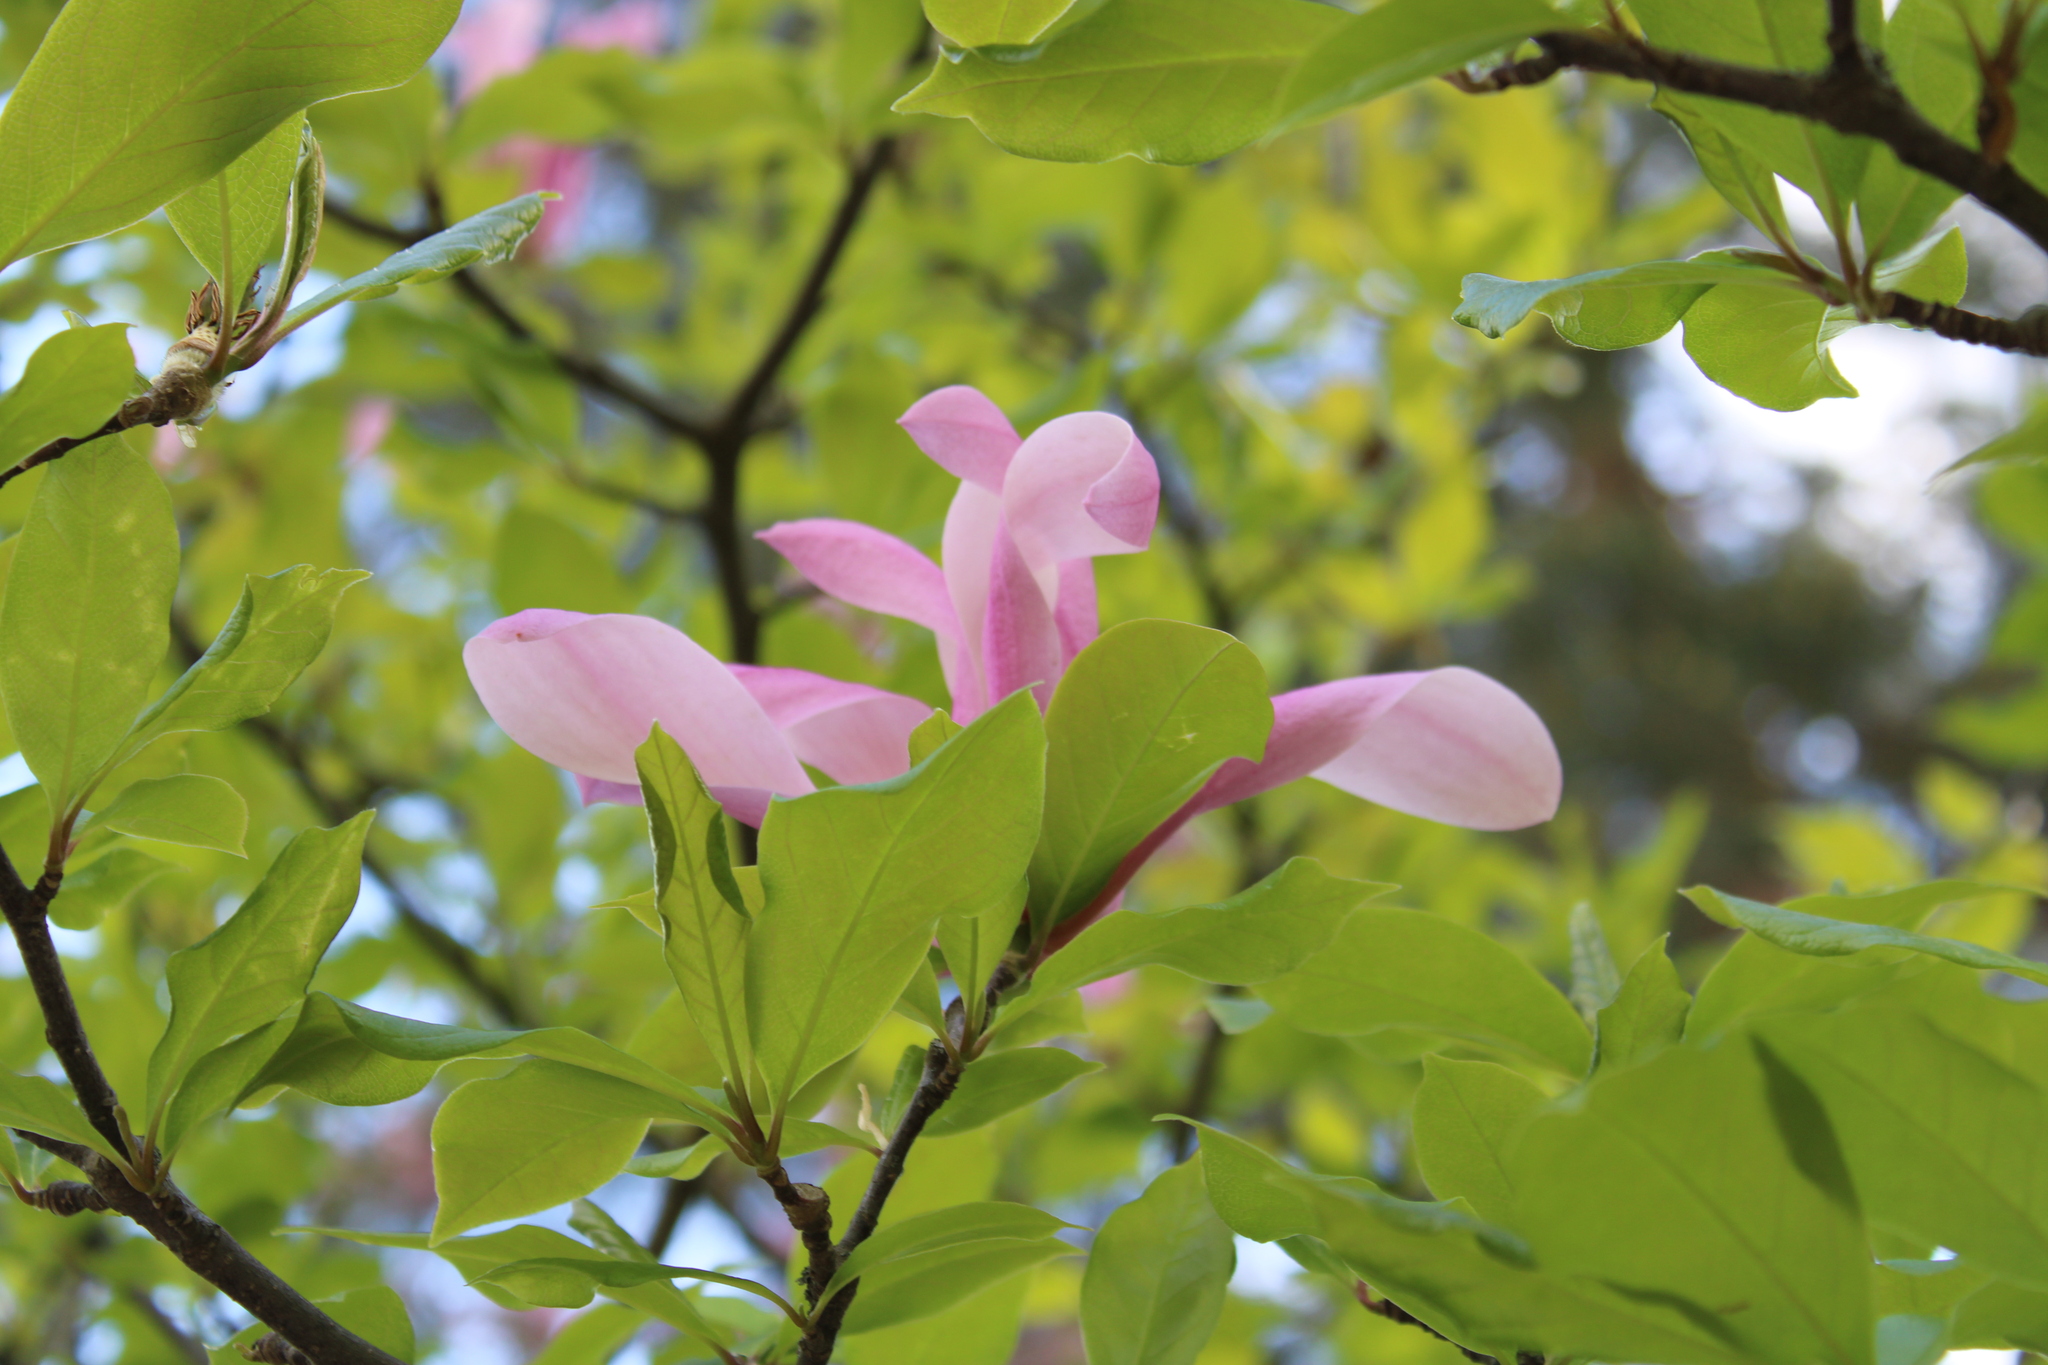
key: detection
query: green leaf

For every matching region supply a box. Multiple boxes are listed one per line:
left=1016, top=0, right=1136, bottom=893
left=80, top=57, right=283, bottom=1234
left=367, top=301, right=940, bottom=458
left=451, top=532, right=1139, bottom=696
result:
left=1032, top=620, right=1271, bottom=929
left=1947, top=397, right=2048, bottom=473
left=842, top=1237, right=1076, bottom=1335
left=907, top=708, right=964, bottom=765
left=894, top=954, right=949, bottom=1037
left=527, top=1303, right=643, bottom=1365
left=1456, top=252, right=1800, bottom=348
left=841, top=1273, right=1032, bottom=1365
left=1080, top=1159, right=1234, bottom=1365
left=1872, top=225, right=1968, bottom=306
left=245, top=991, right=438, bottom=1108
left=1002, top=858, right=1385, bottom=1030
left=112, top=565, right=372, bottom=770
left=1687, top=881, right=2014, bottom=1037
left=279, top=193, right=552, bottom=336
left=1278, top=0, right=1562, bottom=129
left=625, top=1136, right=715, bottom=1180
left=164, top=114, right=304, bottom=297
left=0, top=325, right=138, bottom=467
left=1258, top=906, right=1592, bottom=1074
left=431, top=1058, right=701, bottom=1243
left=894, top=0, right=1348, bottom=165
left=1654, top=91, right=1794, bottom=242
left=157, top=1012, right=298, bottom=1159
left=47, top=846, right=174, bottom=931
left=0, top=1071, right=121, bottom=1161
left=0, top=0, right=459, bottom=266
left=1685, top=884, right=2048, bottom=989
left=1508, top=1036, right=1875, bottom=1365
left=470, top=1257, right=797, bottom=1316
left=1763, top=1004, right=2048, bottom=1290
left=1857, top=0, right=1977, bottom=261
left=91, top=773, right=248, bottom=855
left=0, top=437, right=178, bottom=810
left=145, top=812, right=374, bottom=1121
left=1594, top=935, right=1690, bottom=1071
left=923, top=0, right=1086, bottom=47
left=635, top=726, right=751, bottom=1081
left=1194, top=1121, right=1754, bottom=1364
left=822, top=1201, right=1074, bottom=1305
left=1411, top=1057, right=1546, bottom=1223
left=1567, top=900, right=1621, bottom=1022
left=319, top=1287, right=415, bottom=1364
left=1681, top=283, right=1861, bottom=411
left=748, top=690, right=1045, bottom=1103
left=922, top=1047, right=1102, bottom=1138
left=939, top=879, right=1024, bottom=1032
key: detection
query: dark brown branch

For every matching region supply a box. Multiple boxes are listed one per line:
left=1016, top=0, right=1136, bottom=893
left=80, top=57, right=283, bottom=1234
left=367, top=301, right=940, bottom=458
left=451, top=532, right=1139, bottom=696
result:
left=759, top=1162, right=838, bottom=1313
left=1825, top=0, right=1861, bottom=69
left=1879, top=293, right=2048, bottom=353
left=0, top=879, right=403, bottom=1364
left=1471, top=29, right=2048, bottom=258
left=1166, top=1010, right=1229, bottom=1164
left=0, top=413, right=129, bottom=494
left=15, top=1177, right=111, bottom=1216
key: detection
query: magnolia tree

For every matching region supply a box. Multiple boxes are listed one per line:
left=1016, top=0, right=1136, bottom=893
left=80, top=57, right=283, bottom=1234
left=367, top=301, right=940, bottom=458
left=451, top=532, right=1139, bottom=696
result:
left=0, top=2, right=2046, bottom=1365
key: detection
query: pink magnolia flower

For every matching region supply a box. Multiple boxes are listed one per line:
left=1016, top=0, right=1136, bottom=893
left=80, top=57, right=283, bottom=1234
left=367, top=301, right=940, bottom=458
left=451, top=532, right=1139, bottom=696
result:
left=462, top=608, right=930, bottom=825
left=758, top=386, right=1160, bottom=720
left=758, top=386, right=1561, bottom=933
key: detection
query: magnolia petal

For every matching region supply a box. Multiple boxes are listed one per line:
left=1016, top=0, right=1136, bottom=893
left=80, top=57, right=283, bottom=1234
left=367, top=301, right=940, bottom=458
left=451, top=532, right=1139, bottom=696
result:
left=898, top=385, right=1021, bottom=493
left=576, top=775, right=643, bottom=806
left=463, top=610, right=813, bottom=794
left=1197, top=668, right=1561, bottom=831
left=941, top=481, right=1004, bottom=720
left=728, top=665, right=932, bottom=786
left=708, top=786, right=775, bottom=829
left=755, top=519, right=959, bottom=642
left=982, top=519, right=1064, bottom=707
left=1054, top=558, right=1098, bottom=666
left=1002, top=412, right=1158, bottom=571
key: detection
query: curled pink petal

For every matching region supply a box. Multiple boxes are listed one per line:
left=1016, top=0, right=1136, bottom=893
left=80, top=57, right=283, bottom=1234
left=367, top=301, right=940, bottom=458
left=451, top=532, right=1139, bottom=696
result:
left=463, top=611, right=813, bottom=795
left=899, top=386, right=1022, bottom=493
left=707, top=786, right=775, bottom=828
left=577, top=776, right=643, bottom=806
left=1194, top=669, right=1561, bottom=830
left=941, top=482, right=1004, bottom=720
left=1002, top=413, right=1159, bottom=571
left=757, top=519, right=960, bottom=641
left=1054, top=559, right=1098, bottom=666
left=982, top=520, right=1064, bottom=708
left=728, top=665, right=932, bottom=787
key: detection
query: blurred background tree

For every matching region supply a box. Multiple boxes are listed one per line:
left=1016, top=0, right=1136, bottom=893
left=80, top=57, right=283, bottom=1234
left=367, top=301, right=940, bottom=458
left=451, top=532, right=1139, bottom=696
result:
left=0, top=1, right=2039, bottom=1362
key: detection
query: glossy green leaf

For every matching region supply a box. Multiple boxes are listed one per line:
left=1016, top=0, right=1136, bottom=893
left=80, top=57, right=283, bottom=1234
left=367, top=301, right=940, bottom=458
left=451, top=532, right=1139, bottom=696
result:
left=279, top=193, right=552, bottom=336
left=1081, top=1159, right=1234, bottom=1365
left=1194, top=1121, right=1750, bottom=1364
left=625, top=1136, right=715, bottom=1180
left=939, top=877, right=1023, bottom=1030
left=47, top=846, right=174, bottom=931
left=1654, top=91, right=1793, bottom=242
left=895, top=0, right=1347, bottom=165
left=1857, top=0, right=1977, bottom=261
left=922, top=1047, right=1102, bottom=1137
left=907, top=707, right=964, bottom=764
left=1594, top=935, right=1690, bottom=1071
left=164, top=114, right=304, bottom=296
left=635, top=725, right=751, bottom=1079
left=527, top=1303, right=643, bottom=1365
left=91, top=773, right=248, bottom=855
left=1032, top=620, right=1270, bottom=928
left=145, top=812, right=373, bottom=1119
left=1508, top=1036, right=1875, bottom=1365
left=0, top=325, right=138, bottom=468
left=748, top=690, right=1044, bottom=1102
left=1258, top=906, right=1592, bottom=1074
left=158, top=1012, right=297, bottom=1159
left=1411, top=1057, right=1545, bottom=1222
left=1002, top=858, right=1384, bottom=1030
left=113, top=565, right=371, bottom=770
left=0, top=1071, right=121, bottom=1160
left=1764, top=1004, right=2048, bottom=1289
left=0, top=0, right=459, bottom=266
left=842, top=1237, right=1075, bottom=1334
left=1681, top=283, right=1861, bottom=411
left=842, top=1273, right=1031, bottom=1365
left=307, top=994, right=733, bottom=1130
left=1278, top=0, right=1561, bottom=129
left=245, top=991, right=438, bottom=1108
left=430, top=1058, right=697, bottom=1242
left=923, top=0, right=1085, bottom=47
left=320, top=1286, right=415, bottom=1365
left=1456, top=252, right=1799, bottom=348
left=0, top=436, right=178, bottom=809
left=1686, top=884, right=2048, bottom=989
left=822, top=1201, right=1073, bottom=1305
left=1872, top=225, right=1968, bottom=306
left=1688, top=882, right=2014, bottom=1037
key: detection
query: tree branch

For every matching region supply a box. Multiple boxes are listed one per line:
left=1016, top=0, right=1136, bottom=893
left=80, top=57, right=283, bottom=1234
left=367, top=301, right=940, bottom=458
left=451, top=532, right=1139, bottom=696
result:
left=1465, top=29, right=2048, bottom=259
left=0, top=860, right=403, bottom=1364
left=1879, top=292, right=2048, bottom=353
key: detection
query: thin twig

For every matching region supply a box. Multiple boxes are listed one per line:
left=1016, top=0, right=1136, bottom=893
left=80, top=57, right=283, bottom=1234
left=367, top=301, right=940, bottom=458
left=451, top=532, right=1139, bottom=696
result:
left=1464, top=28, right=2048, bottom=259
